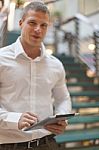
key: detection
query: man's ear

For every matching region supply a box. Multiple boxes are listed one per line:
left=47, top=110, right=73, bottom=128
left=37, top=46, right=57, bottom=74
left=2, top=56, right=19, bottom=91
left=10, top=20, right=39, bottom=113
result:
left=19, top=19, right=22, bottom=28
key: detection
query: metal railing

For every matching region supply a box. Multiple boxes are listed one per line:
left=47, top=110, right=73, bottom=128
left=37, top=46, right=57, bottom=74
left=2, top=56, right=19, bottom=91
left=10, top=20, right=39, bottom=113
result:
left=0, top=13, right=8, bottom=48
left=54, top=13, right=99, bottom=79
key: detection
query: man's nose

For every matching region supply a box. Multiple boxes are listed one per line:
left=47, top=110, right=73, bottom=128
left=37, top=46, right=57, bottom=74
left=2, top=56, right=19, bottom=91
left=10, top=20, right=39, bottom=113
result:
left=34, top=25, right=41, bottom=32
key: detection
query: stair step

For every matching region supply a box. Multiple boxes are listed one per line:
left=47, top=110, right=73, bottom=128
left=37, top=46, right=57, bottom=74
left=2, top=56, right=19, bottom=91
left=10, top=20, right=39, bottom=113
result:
left=54, top=54, right=75, bottom=60
left=55, top=127, right=99, bottom=143
left=62, top=61, right=80, bottom=65
left=70, top=91, right=99, bottom=97
left=66, top=73, right=89, bottom=78
left=64, top=145, right=99, bottom=150
left=68, top=114, right=99, bottom=124
left=67, top=82, right=98, bottom=87
left=64, top=66, right=84, bottom=71
left=72, top=101, right=99, bottom=108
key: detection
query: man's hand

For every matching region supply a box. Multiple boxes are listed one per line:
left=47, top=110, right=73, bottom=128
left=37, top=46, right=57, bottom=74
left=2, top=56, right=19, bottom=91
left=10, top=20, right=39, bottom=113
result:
left=18, top=112, right=38, bottom=130
left=44, top=120, right=68, bottom=134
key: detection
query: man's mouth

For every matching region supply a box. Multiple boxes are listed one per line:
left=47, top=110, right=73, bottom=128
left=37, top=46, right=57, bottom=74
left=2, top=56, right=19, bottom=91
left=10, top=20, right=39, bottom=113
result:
left=32, top=35, right=41, bottom=39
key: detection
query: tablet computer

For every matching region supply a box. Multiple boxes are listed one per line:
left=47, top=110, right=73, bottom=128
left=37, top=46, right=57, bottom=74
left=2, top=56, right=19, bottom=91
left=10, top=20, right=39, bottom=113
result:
left=24, top=113, right=79, bottom=131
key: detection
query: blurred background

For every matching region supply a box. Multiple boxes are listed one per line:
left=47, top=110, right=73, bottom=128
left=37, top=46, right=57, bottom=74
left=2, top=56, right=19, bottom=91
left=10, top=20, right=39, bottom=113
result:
left=0, top=0, right=99, bottom=149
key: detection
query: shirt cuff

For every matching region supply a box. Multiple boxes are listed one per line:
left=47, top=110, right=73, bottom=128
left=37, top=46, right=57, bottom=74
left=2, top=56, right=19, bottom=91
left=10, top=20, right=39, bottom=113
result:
left=4, top=112, right=22, bottom=130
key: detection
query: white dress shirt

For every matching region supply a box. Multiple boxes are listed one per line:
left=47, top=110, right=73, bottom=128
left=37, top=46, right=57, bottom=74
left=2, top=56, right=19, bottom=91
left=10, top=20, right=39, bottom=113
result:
left=0, top=37, right=71, bottom=144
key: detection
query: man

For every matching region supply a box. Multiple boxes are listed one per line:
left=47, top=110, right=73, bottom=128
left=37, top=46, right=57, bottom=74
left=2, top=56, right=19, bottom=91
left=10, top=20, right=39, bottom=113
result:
left=0, top=1, right=71, bottom=150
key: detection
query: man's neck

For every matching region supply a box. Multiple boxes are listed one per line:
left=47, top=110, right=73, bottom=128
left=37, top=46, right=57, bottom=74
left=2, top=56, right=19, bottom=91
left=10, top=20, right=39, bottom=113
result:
left=27, top=48, right=41, bottom=59
left=21, top=40, right=41, bottom=59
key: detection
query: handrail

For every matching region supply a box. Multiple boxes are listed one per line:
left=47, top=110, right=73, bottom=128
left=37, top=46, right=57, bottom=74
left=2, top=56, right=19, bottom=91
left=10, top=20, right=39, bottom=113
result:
left=45, top=0, right=62, bottom=5
left=54, top=13, right=99, bottom=80
left=75, top=14, right=99, bottom=30
left=60, top=13, right=99, bottom=30
left=60, top=16, right=76, bottom=25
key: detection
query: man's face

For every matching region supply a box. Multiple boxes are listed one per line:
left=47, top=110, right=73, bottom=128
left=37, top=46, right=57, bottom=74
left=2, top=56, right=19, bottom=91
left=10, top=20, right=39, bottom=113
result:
left=19, top=10, right=50, bottom=47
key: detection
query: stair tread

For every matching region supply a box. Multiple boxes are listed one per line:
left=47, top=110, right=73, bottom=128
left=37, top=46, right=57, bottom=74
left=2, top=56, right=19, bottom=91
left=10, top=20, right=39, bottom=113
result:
left=67, top=82, right=97, bottom=87
left=70, top=91, right=99, bottom=97
left=68, top=114, right=99, bottom=124
left=72, top=101, right=99, bottom=108
left=55, top=127, right=99, bottom=143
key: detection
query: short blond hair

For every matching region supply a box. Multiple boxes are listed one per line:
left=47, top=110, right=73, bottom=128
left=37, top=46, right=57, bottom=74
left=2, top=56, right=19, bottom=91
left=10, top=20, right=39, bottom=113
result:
left=21, top=1, right=50, bottom=19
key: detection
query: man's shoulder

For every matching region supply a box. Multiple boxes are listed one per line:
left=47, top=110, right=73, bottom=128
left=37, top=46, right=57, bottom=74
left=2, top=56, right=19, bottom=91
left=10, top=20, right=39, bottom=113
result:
left=45, top=54, right=65, bottom=75
left=46, top=54, right=62, bottom=65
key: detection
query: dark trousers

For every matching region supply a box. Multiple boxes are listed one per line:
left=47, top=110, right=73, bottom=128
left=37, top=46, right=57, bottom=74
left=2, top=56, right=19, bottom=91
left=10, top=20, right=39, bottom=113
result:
left=0, top=135, right=65, bottom=150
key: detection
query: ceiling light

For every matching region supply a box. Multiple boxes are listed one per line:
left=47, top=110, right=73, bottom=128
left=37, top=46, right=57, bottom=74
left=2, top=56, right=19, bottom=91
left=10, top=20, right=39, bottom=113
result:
left=88, top=44, right=95, bottom=51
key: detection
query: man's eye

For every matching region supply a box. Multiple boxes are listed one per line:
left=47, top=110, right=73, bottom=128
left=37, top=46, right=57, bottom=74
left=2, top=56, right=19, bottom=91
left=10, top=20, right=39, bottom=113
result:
left=41, top=24, right=48, bottom=29
left=29, top=22, right=36, bottom=26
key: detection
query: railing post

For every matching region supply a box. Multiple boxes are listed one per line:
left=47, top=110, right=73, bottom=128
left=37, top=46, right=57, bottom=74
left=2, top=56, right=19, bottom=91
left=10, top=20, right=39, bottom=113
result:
left=0, top=14, right=8, bottom=48
left=94, top=30, right=99, bottom=81
left=74, top=18, right=80, bottom=62
left=53, top=19, right=61, bottom=54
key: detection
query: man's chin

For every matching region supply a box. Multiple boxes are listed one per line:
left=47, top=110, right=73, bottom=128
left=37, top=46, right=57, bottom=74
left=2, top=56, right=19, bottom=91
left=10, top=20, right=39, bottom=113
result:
left=30, top=43, right=41, bottom=48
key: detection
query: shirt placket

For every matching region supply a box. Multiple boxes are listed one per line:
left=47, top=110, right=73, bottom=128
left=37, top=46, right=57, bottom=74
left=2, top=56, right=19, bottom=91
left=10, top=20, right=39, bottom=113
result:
left=30, top=60, right=36, bottom=112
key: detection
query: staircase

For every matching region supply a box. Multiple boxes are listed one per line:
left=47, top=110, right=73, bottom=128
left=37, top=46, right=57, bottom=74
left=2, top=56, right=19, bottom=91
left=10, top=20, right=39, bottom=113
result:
left=55, top=53, right=99, bottom=102
left=54, top=53, right=99, bottom=150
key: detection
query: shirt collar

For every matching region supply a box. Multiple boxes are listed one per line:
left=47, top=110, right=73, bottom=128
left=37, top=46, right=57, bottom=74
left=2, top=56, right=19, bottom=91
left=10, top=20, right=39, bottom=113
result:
left=14, top=37, right=47, bottom=61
